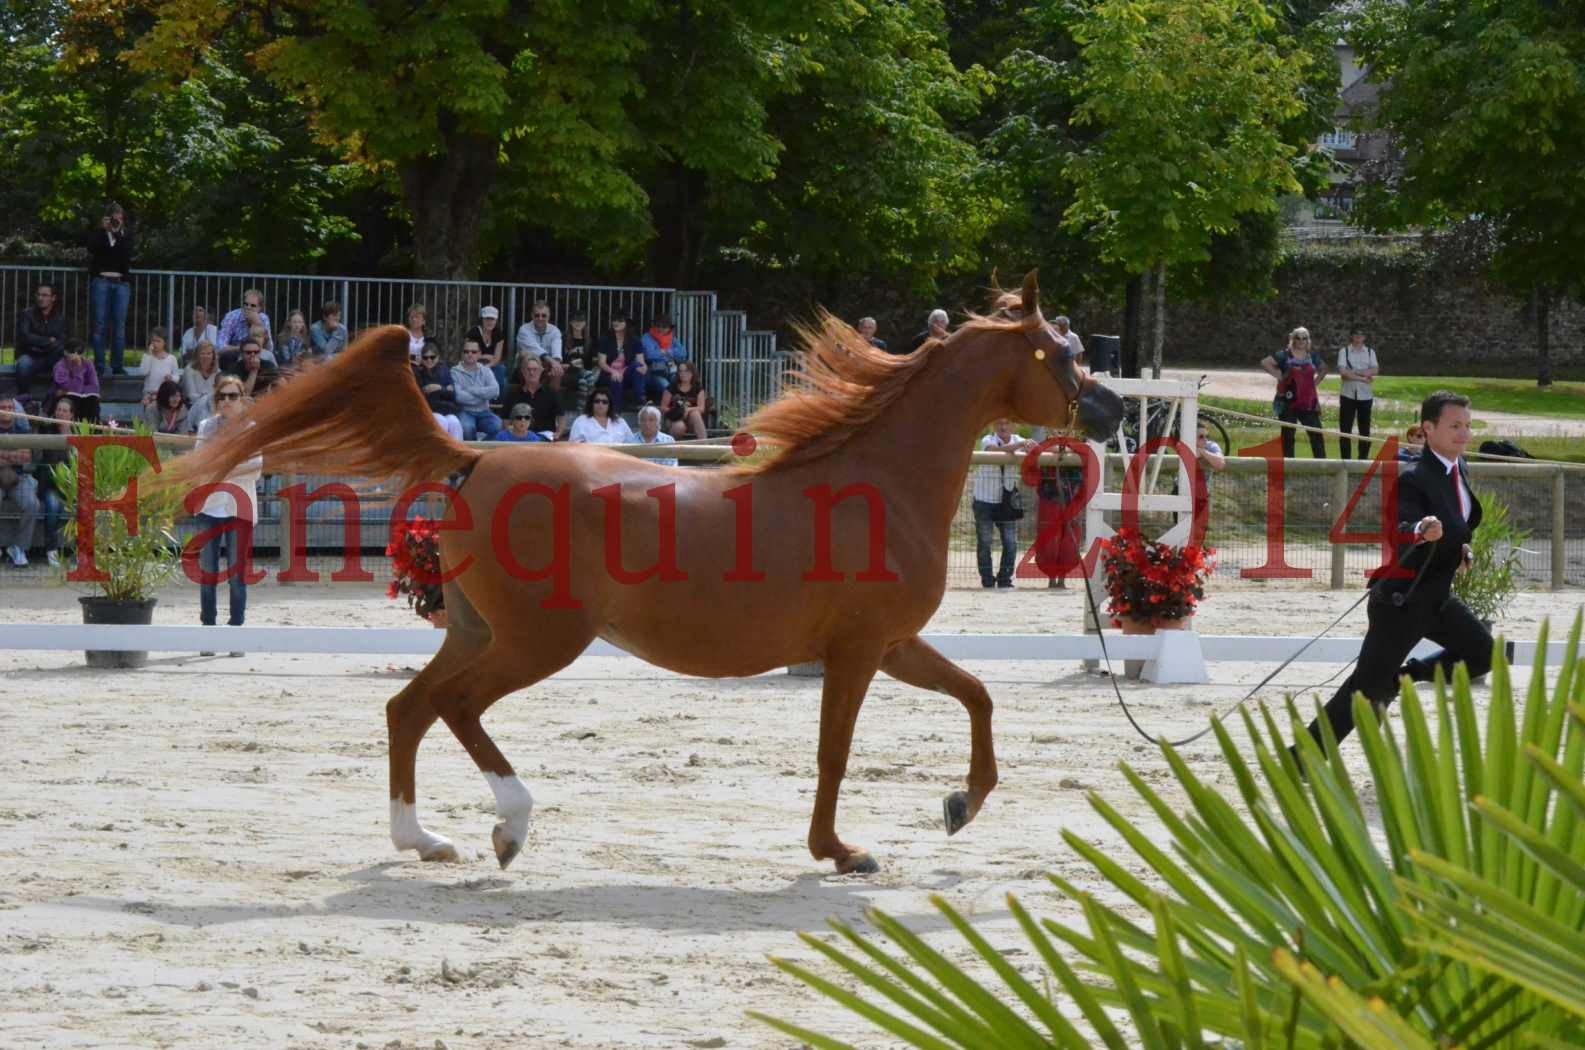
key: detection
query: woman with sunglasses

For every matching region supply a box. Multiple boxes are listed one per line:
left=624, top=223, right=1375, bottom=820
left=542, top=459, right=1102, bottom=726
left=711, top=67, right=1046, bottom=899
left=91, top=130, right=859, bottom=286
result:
left=192, top=374, right=263, bottom=651
left=568, top=387, right=633, bottom=445
left=414, top=345, right=463, bottom=441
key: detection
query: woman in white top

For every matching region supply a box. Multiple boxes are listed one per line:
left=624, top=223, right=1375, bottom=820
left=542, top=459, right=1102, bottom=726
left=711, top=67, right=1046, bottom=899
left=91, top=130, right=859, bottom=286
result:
left=405, top=302, right=434, bottom=363
left=192, top=374, right=264, bottom=645
left=180, top=306, right=220, bottom=362
left=568, top=388, right=633, bottom=445
left=1336, top=327, right=1379, bottom=460
left=139, top=327, right=181, bottom=400
left=182, top=340, right=221, bottom=404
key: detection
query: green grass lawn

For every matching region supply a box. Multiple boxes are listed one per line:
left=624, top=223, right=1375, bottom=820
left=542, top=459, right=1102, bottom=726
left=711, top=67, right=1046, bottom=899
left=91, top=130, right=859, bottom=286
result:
left=1340, top=375, right=1585, bottom=419
left=1200, top=396, right=1585, bottom=464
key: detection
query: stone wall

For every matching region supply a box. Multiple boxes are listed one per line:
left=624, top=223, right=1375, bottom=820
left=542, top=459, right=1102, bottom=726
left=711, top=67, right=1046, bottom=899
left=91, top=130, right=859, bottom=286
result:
left=1072, top=253, right=1583, bottom=378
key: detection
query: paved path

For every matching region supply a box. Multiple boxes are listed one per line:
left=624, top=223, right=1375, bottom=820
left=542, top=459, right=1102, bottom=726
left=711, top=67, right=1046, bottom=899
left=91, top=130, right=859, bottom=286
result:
left=1162, top=368, right=1585, bottom=438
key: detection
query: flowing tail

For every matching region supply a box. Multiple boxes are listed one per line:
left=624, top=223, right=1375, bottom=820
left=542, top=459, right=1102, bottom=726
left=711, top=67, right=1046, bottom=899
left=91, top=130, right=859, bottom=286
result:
left=160, top=325, right=482, bottom=493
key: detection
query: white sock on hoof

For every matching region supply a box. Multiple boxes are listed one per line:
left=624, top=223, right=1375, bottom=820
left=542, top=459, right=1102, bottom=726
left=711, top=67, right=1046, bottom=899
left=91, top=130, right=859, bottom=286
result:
left=485, top=773, right=534, bottom=844
left=390, top=799, right=452, bottom=857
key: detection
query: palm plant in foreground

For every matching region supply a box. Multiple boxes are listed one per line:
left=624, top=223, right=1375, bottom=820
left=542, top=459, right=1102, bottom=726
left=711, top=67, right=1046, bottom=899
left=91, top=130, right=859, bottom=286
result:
left=755, top=613, right=1585, bottom=1048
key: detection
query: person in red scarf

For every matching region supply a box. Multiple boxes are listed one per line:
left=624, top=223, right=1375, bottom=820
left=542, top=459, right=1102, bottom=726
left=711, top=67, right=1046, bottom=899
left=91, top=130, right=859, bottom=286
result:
left=1261, top=326, right=1328, bottom=459
left=636, top=313, right=688, bottom=405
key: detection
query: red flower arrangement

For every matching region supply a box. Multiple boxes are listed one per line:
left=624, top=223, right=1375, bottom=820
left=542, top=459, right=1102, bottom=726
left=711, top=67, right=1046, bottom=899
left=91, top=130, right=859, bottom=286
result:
left=387, top=517, right=446, bottom=624
left=1098, top=527, right=1215, bottom=628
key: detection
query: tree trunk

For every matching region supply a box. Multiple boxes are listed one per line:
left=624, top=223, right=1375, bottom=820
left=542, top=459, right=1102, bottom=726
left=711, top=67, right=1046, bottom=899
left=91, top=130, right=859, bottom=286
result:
left=1534, top=285, right=1553, bottom=387
left=1151, top=261, right=1166, bottom=380
left=398, top=129, right=500, bottom=279
left=1122, top=273, right=1143, bottom=378
left=650, top=163, right=705, bottom=289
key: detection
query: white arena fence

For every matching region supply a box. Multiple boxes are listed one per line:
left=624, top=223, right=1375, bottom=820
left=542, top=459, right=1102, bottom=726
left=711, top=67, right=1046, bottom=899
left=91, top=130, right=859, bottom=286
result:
left=1, top=436, right=1580, bottom=591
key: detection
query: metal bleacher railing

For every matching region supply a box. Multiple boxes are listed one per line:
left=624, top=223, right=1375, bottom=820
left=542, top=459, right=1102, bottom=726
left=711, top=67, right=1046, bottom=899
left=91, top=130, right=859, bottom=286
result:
left=0, top=265, right=783, bottom=424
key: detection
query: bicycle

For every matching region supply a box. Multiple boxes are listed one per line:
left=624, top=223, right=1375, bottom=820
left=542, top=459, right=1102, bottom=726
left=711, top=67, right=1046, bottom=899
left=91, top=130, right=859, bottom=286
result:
left=1105, top=374, right=1233, bottom=456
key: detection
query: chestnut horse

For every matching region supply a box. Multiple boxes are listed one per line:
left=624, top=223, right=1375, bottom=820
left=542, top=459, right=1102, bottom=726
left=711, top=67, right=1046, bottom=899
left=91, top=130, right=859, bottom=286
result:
left=171, top=273, right=1123, bottom=875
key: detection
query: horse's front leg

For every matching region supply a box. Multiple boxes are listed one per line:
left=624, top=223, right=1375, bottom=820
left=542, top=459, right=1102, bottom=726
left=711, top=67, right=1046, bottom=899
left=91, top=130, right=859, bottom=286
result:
left=807, top=643, right=885, bottom=875
left=880, top=636, right=998, bottom=836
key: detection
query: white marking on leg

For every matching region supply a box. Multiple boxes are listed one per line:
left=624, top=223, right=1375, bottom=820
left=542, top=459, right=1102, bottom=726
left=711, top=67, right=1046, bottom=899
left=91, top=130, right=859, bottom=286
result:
left=484, top=773, right=534, bottom=844
left=390, top=799, right=454, bottom=859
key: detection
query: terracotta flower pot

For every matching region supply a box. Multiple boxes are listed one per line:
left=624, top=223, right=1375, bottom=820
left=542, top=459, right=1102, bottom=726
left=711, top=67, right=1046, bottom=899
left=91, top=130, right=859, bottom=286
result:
left=1117, top=613, right=1193, bottom=678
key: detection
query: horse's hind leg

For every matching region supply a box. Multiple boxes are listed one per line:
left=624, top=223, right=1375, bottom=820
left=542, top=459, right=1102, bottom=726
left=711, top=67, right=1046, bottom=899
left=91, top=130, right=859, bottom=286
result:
left=880, top=636, right=998, bottom=837
left=387, top=657, right=463, bottom=862
left=430, top=631, right=594, bottom=869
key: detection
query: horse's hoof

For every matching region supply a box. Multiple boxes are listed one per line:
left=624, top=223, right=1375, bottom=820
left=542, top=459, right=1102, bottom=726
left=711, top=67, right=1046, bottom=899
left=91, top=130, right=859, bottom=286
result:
left=837, top=852, right=879, bottom=876
left=419, top=841, right=459, bottom=863
left=492, top=823, right=523, bottom=870
left=943, top=791, right=973, bottom=837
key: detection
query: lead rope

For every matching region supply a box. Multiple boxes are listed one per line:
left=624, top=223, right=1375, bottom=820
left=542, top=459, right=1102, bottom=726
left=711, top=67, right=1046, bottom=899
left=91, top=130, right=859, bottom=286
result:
left=1083, top=536, right=1439, bottom=748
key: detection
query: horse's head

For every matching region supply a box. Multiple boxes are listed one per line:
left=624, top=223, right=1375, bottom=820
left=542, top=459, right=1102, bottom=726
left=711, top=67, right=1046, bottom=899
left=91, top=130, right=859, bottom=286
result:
left=988, top=271, right=1124, bottom=442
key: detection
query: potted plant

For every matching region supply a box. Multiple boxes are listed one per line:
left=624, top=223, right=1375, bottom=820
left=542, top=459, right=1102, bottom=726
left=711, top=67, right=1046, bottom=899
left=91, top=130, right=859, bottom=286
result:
left=1098, top=527, right=1215, bottom=678
left=1452, top=492, right=1529, bottom=631
left=388, top=517, right=447, bottom=628
left=51, top=421, right=185, bottom=668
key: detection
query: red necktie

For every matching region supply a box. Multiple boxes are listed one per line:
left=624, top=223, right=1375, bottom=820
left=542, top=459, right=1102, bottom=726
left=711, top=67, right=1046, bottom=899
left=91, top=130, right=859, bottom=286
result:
left=1449, top=463, right=1469, bottom=520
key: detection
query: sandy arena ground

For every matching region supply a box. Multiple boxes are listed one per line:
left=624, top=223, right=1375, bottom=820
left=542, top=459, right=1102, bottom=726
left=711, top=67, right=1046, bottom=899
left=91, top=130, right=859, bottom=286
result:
left=2, top=583, right=1581, bottom=1049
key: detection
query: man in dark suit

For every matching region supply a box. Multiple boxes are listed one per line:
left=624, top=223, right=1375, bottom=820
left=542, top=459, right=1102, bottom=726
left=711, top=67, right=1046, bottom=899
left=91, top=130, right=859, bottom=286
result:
left=1301, top=391, right=1492, bottom=753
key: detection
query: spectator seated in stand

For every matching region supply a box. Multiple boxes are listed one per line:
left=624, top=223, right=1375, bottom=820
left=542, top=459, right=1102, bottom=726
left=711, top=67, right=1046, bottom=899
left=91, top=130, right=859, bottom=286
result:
left=502, top=352, right=561, bottom=439
left=182, top=340, right=221, bottom=406
left=0, top=384, right=39, bottom=568
left=142, top=378, right=188, bottom=434
left=310, top=300, right=348, bottom=358
left=634, top=312, right=686, bottom=404
left=275, top=309, right=310, bottom=367
left=496, top=403, right=549, bottom=442
left=15, top=282, right=68, bottom=391
left=661, top=360, right=709, bottom=440
left=905, top=309, right=950, bottom=353
left=466, top=304, right=509, bottom=391
left=559, top=311, right=596, bottom=428
left=413, top=344, right=463, bottom=442
left=226, top=337, right=279, bottom=399
left=596, top=314, right=640, bottom=414
left=450, top=336, right=501, bottom=440
left=218, top=289, right=273, bottom=355
left=856, top=316, right=886, bottom=351
left=36, top=398, right=76, bottom=567
left=515, top=300, right=564, bottom=385
left=52, top=339, right=101, bottom=422
left=180, top=305, right=220, bottom=363
left=568, top=388, right=633, bottom=445
left=627, top=404, right=677, bottom=466
left=404, top=302, right=436, bottom=365
left=139, top=327, right=180, bottom=407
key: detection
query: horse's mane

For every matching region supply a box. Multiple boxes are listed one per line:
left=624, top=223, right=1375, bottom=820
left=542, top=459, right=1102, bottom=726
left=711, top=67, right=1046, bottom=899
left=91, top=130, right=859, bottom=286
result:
left=735, top=295, right=1031, bottom=475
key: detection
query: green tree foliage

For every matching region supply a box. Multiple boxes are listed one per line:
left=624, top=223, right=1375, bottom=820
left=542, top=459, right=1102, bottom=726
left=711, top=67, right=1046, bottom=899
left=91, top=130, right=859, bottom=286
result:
left=1060, top=0, right=1314, bottom=376
left=1348, top=0, right=1585, bottom=386
left=0, top=0, right=362, bottom=268
left=712, top=0, right=997, bottom=303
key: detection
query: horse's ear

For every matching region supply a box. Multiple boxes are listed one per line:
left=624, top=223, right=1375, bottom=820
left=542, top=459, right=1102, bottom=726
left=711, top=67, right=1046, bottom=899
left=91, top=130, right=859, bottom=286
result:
left=989, top=268, right=1003, bottom=295
left=1020, top=270, right=1039, bottom=317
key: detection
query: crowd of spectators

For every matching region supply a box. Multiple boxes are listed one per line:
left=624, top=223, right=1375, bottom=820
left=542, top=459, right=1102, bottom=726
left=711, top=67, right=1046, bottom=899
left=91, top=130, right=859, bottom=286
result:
left=2, top=256, right=855, bottom=566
